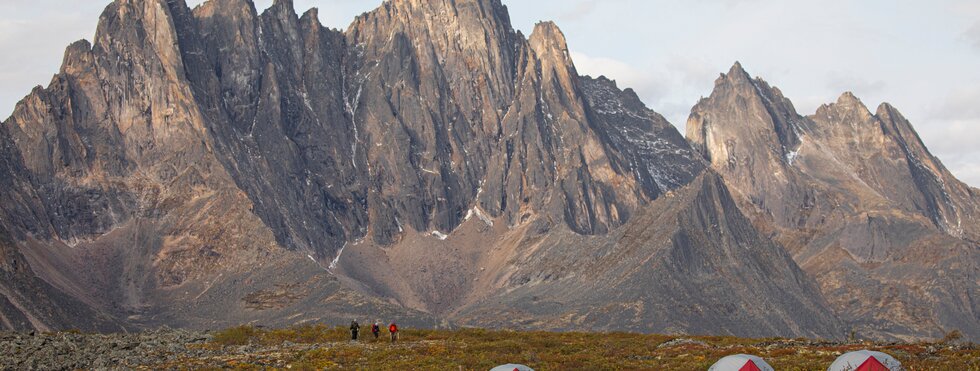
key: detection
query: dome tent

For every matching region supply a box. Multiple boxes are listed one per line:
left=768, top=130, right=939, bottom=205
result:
left=828, top=350, right=902, bottom=371
left=708, top=354, right=774, bottom=371
left=489, top=364, right=534, bottom=371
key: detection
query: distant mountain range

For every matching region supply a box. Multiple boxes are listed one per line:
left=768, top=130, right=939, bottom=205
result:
left=0, top=0, right=976, bottom=341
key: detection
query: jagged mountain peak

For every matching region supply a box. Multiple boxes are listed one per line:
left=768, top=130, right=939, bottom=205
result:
left=529, top=21, right=570, bottom=57
left=588, top=74, right=617, bottom=85
left=710, top=62, right=792, bottom=110
left=691, top=63, right=980, bottom=341
left=832, top=91, right=867, bottom=110
left=836, top=91, right=872, bottom=116
left=872, top=102, right=932, bottom=155
left=528, top=21, right=577, bottom=83
left=716, top=62, right=791, bottom=102
left=836, top=91, right=861, bottom=104
left=530, top=21, right=565, bottom=40
left=4, top=0, right=976, bottom=344
left=358, top=0, right=513, bottom=29
left=813, top=91, right=874, bottom=123
left=300, top=7, right=320, bottom=24
left=192, top=0, right=257, bottom=15
left=380, top=0, right=504, bottom=11
left=688, top=62, right=804, bottom=169
left=59, top=40, right=94, bottom=75
left=723, top=61, right=752, bottom=82
left=263, top=0, right=298, bottom=18
left=874, top=101, right=906, bottom=122
left=346, top=0, right=518, bottom=69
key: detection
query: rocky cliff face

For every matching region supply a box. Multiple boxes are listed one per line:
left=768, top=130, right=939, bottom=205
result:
left=688, top=63, right=980, bottom=341
left=1, top=0, right=965, bottom=341
left=452, top=173, right=841, bottom=338
left=174, top=0, right=705, bottom=255
left=0, top=224, right=122, bottom=332
left=0, top=0, right=700, bottom=333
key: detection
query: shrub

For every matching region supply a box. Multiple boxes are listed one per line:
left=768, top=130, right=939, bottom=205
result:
left=212, top=325, right=260, bottom=346
left=942, top=330, right=963, bottom=344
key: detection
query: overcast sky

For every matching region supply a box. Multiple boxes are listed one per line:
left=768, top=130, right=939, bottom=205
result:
left=1, top=0, right=978, bottom=186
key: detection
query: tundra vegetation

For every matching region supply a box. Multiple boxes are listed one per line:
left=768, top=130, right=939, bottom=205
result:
left=189, top=325, right=979, bottom=369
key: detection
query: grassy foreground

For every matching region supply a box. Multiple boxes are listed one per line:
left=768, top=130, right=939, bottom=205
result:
left=157, top=325, right=980, bottom=370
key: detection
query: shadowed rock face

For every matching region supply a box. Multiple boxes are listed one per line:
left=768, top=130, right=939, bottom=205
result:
left=0, top=223, right=123, bottom=332
left=688, top=63, right=980, bottom=341
left=176, top=0, right=707, bottom=252
left=453, top=173, right=842, bottom=338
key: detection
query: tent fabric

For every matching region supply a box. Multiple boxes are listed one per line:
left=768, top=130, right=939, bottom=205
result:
left=828, top=350, right=903, bottom=371
left=489, top=364, right=534, bottom=371
left=740, top=360, right=763, bottom=371
left=856, top=356, right=889, bottom=371
left=708, top=354, right=775, bottom=371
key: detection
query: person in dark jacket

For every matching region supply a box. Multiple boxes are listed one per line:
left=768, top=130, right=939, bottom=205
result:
left=371, top=320, right=381, bottom=340
left=350, top=320, right=360, bottom=341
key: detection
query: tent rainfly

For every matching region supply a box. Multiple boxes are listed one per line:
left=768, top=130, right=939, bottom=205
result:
left=708, top=354, right=775, bottom=371
left=489, top=364, right=534, bottom=371
left=827, top=350, right=903, bottom=371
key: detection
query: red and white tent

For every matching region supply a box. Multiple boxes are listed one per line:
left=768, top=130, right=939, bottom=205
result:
left=489, top=364, right=534, bottom=371
left=708, top=354, right=774, bottom=371
left=828, top=350, right=902, bottom=371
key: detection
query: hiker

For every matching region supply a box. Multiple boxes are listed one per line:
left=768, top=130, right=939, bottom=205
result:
left=371, top=320, right=381, bottom=340
left=389, top=321, right=399, bottom=343
left=350, top=319, right=360, bottom=341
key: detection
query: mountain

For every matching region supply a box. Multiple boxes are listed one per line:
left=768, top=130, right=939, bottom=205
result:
left=0, top=0, right=846, bottom=338
left=447, top=173, right=839, bottom=338
left=688, top=62, right=980, bottom=341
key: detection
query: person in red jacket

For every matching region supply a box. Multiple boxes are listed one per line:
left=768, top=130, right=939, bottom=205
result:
left=388, top=322, right=399, bottom=343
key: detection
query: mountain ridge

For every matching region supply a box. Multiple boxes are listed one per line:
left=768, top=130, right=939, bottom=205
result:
left=688, top=62, right=980, bottom=341
left=0, top=0, right=974, bottom=342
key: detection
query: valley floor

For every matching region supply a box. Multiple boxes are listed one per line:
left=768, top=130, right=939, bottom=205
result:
left=2, top=326, right=978, bottom=370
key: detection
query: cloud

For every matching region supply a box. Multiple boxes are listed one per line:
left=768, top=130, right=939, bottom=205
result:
left=718, top=0, right=764, bottom=9
left=940, top=150, right=980, bottom=188
left=559, top=0, right=599, bottom=22
left=570, top=51, right=729, bottom=128
left=952, top=0, right=980, bottom=52
left=0, top=19, right=30, bottom=44
left=664, top=56, right=720, bottom=89
left=966, top=22, right=980, bottom=51
left=920, top=118, right=980, bottom=159
left=825, top=71, right=887, bottom=97
left=926, top=86, right=980, bottom=122
left=570, top=51, right=669, bottom=104
left=916, top=86, right=980, bottom=187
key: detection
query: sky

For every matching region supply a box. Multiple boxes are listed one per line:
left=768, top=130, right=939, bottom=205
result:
left=1, top=0, right=978, bottom=186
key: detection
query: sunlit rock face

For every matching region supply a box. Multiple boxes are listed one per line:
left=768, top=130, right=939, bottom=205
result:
left=688, top=62, right=980, bottom=341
